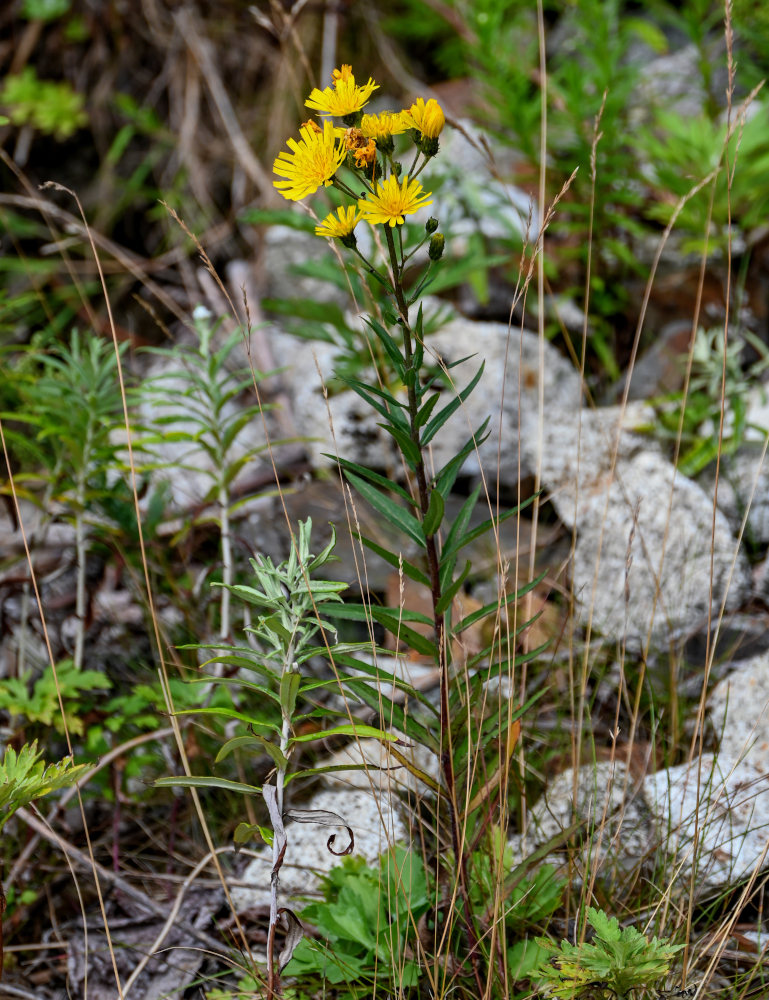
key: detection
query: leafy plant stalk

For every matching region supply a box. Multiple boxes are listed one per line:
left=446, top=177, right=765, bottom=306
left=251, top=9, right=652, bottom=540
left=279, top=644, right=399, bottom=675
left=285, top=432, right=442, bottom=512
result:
left=382, top=221, right=483, bottom=985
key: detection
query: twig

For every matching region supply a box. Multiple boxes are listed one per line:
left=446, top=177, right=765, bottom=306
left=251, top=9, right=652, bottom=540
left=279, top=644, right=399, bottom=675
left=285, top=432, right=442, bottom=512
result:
left=174, top=8, right=272, bottom=197
left=15, top=806, right=224, bottom=955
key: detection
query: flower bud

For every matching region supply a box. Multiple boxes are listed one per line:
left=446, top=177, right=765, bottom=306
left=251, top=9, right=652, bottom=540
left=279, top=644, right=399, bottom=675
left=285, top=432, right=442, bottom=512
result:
left=425, top=217, right=439, bottom=234
left=428, top=232, right=445, bottom=261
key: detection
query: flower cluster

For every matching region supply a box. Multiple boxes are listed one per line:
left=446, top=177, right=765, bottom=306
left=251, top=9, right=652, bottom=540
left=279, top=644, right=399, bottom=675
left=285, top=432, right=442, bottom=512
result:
left=272, top=66, right=446, bottom=246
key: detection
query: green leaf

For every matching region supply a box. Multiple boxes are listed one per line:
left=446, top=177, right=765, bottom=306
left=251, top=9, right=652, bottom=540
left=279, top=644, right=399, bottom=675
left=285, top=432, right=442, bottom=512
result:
left=154, top=775, right=263, bottom=796
left=422, top=361, right=485, bottom=445
left=363, top=316, right=406, bottom=376
left=344, top=472, right=425, bottom=548
left=440, top=484, right=481, bottom=585
left=340, top=677, right=438, bottom=752
left=414, top=391, right=441, bottom=430
left=353, top=532, right=430, bottom=588
left=434, top=418, right=491, bottom=497
left=334, top=457, right=417, bottom=505
left=288, top=723, right=399, bottom=746
left=369, top=609, right=438, bottom=660
left=452, top=570, right=546, bottom=635
left=280, top=668, right=301, bottom=718
left=215, top=735, right=287, bottom=770
left=435, top=559, right=471, bottom=615
left=234, top=821, right=274, bottom=846
left=378, top=421, right=422, bottom=468
left=422, top=489, right=444, bottom=537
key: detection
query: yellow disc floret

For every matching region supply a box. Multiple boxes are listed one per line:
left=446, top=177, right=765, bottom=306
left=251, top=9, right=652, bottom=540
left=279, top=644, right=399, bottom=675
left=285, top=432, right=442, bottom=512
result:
left=357, top=174, right=433, bottom=227
left=273, top=120, right=346, bottom=202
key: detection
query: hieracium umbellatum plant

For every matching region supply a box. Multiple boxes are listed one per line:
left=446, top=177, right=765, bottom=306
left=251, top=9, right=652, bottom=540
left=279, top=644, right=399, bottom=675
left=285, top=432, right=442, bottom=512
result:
left=164, top=65, right=544, bottom=1000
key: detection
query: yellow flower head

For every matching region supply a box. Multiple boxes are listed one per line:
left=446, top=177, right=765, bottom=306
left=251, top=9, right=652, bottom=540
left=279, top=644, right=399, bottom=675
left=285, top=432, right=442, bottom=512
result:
left=273, top=120, right=346, bottom=202
left=360, top=111, right=408, bottom=140
left=305, top=66, right=379, bottom=117
left=401, top=97, right=445, bottom=139
left=315, top=205, right=362, bottom=240
left=358, top=174, right=433, bottom=227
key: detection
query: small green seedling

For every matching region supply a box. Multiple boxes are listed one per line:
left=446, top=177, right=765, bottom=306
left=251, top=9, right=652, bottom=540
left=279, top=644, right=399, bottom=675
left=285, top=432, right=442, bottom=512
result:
left=537, top=907, right=683, bottom=1000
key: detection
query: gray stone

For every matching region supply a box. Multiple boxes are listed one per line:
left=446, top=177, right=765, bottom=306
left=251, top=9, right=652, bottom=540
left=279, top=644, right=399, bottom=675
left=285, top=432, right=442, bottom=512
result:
left=521, top=401, right=659, bottom=528
left=643, top=753, right=769, bottom=894
left=509, top=761, right=652, bottom=883
left=709, top=652, right=769, bottom=772
left=283, top=311, right=583, bottom=485
left=426, top=315, right=583, bottom=482
left=569, top=451, right=750, bottom=646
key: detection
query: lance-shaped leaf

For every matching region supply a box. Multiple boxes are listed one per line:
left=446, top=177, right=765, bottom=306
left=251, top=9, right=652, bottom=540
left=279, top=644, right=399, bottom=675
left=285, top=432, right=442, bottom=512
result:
left=284, top=807, right=354, bottom=856
left=343, top=472, right=425, bottom=548
left=288, top=723, right=401, bottom=746
left=280, top=667, right=301, bottom=718
left=333, top=457, right=417, bottom=506
left=422, top=489, right=444, bottom=537
left=155, top=775, right=263, bottom=795
left=434, top=418, right=491, bottom=498
left=363, top=316, right=406, bottom=375
left=421, top=361, right=485, bottom=445
left=353, top=532, right=430, bottom=588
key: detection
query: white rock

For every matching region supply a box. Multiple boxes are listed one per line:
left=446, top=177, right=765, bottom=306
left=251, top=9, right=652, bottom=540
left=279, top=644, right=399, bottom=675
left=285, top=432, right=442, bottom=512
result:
left=569, top=451, right=749, bottom=645
left=644, top=754, right=769, bottom=893
left=521, top=401, right=659, bottom=528
left=709, top=652, right=769, bottom=771
left=509, top=761, right=652, bottom=880
left=229, top=786, right=408, bottom=911
left=283, top=312, right=583, bottom=485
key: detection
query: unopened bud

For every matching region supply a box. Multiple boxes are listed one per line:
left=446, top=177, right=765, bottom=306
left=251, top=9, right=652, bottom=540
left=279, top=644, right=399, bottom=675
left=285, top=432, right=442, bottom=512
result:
left=420, top=135, right=440, bottom=158
left=425, top=217, right=439, bottom=234
left=428, top=232, right=445, bottom=261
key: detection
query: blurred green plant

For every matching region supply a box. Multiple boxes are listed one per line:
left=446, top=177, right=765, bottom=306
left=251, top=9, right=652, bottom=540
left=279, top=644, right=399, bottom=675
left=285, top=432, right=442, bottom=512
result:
left=5, top=330, right=127, bottom=669
left=20, top=0, right=71, bottom=20
left=0, top=659, right=111, bottom=738
left=138, top=307, right=279, bottom=641
left=0, top=67, right=87, bottom=140
left=650, top=325, right=769, bottom=477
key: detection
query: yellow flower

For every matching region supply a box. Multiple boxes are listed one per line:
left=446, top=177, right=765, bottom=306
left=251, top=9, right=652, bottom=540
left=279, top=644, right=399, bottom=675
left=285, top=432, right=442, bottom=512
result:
left=315, top=205, right=362, bottom=240
left=305, top=66, right=379, bottom=117
left=358, top=174, right=433, bottom=227
left=401, top=97, right=445, bottom=139
left=360, top=111, right=408, bottom=140
left=273, top=120, right=346, bottom=202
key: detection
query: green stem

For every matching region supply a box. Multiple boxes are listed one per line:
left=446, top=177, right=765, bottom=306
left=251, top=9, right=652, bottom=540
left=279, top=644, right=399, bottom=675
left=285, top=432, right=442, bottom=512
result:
left=383, top=225, right=484, bottom=992
left=218, top=483, right=231, bottom=642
